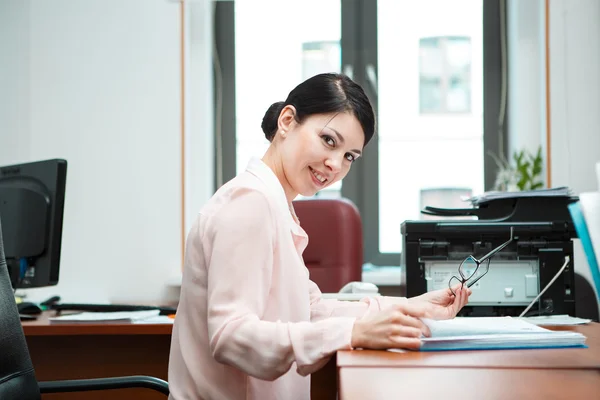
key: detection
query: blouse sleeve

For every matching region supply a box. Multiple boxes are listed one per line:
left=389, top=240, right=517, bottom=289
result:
left=205, top=188, right=356, bottom=380
left=308, top=280, right=409, bottom=321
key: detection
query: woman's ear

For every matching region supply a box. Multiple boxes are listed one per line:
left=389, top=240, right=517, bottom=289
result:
left=277, top=105, right=297, bottom=135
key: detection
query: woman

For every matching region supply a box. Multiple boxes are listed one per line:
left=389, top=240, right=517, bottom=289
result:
left=168, top=73, right=471, bottom=400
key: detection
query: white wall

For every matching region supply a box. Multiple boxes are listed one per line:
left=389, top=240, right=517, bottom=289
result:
left=549, top=0, right=600, bottom=303
left=509, top=0, right=600, bottom=304
left=549, top=0, right=600, bottom=193
left=0, top=0, right=31, bottom=162
left=0, top=0, right=214, bottom=305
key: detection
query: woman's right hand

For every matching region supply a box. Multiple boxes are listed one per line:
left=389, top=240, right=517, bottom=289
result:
left=350, top=303, right=431, bottom=350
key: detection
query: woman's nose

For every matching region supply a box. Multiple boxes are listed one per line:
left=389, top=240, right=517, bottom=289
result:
left=324, top=156, right=342, bottom=173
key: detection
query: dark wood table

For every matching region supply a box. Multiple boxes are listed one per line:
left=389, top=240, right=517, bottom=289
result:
left=336, top=324, right=600, bottom=400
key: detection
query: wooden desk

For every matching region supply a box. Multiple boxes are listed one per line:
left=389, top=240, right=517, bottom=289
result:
left=23, top=314, right=600, bottom=400
left=22, top=312, right=334, bottom=400
left=23, top=312, right=172, bottom=400
left=336, top=324, right=600, bottom=400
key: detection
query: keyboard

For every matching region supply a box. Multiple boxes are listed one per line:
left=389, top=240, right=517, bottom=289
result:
left=51, top=303, right=177, bottom=316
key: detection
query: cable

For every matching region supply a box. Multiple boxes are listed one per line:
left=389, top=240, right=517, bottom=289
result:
left=519, top=255, right=570, bottom=317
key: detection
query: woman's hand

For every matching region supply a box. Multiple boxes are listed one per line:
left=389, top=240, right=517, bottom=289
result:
left=351, top=302, right=432, bottom=350
left=409, top=285, right=471, bottom=320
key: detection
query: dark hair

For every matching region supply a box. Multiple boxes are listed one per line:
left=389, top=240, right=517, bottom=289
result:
left=261, top=73, right=375, bottom=147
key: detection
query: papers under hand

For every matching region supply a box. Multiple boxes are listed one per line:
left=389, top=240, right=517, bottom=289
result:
left=49, top=310, right=160, bottom=323
left=418, top=317, right=586, bottom=351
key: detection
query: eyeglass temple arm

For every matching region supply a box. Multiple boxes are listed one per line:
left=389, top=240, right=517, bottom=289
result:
left=466, top=272, right=487, bottom=288
left=475, top=227, right=516, bottom=264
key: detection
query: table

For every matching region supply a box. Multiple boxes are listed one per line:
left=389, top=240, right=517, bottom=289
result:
left=22, top=312, right=172, bottom=400
left=23, top=314, right=600, bottom=400
left=21, top=312, right=335, bottom=400
left=336, top=324, right=600, bottom=400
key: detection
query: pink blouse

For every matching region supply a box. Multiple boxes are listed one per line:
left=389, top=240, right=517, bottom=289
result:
left=168, top=158, right=405, bottom=400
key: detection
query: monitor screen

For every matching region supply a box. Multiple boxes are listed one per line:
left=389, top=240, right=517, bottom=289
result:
left=0, top=159, right=67, bottom=289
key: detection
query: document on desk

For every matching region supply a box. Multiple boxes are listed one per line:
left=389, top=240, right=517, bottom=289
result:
left=49, top=310, right=160, bottom=323
left=417, top=317, right=586, bottom=351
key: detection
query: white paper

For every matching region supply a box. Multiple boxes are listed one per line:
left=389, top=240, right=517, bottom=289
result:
left=132, top=315, right=174, bottom=324
left=417, top=316, right=587, bottom=351
left=520, top=315, right=592, bottom=326
left=49, top=310, right=160, bottom=323
left=422, top=316, right=549, bottom=337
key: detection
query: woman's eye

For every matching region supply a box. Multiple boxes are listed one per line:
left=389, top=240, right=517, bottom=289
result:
left=323, top=135, right=335, bottom=147
left=345, top=153, right=355, bottom=162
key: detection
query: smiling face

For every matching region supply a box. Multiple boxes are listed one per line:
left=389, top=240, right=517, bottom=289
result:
left=272, top=106, right=365, bottom=199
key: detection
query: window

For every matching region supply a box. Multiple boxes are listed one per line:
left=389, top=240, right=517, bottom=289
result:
left=302, top=40, right=341, bottom=80
left=376, top=1, right=484, bottom=254
left=419, top=36, right=472, bottom=114
left=301, top=40, right=342, bottom=198
left=216, top=0, right=506, bottom=266
left=233, top=1, right=342, bottom=181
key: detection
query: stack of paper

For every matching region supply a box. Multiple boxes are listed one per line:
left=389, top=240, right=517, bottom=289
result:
left=49, top=310, right=160, bottom=323
left=467, top=187, right=572, bottom=206
left=419, top=317, right=587, bottom=351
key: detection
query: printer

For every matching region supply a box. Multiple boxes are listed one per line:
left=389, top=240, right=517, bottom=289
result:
left=401, top=188, right=579, bottom=317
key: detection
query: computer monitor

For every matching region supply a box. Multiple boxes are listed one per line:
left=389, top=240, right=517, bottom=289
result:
left=0, top=159, right=67, bottom=289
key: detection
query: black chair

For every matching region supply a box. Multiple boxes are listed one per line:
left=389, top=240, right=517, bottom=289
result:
left=0, top=217, right=169, bottom=399
left=575, top=272, right=600, bottom=322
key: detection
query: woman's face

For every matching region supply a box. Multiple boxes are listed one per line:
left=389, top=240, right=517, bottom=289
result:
left=278, top=109, right=365, bottom=198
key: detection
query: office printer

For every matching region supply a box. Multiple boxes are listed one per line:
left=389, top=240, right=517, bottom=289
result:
left=402, top=190, right=578, bottom=317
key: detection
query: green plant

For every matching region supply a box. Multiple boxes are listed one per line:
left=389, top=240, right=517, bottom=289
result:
left=513, top=146, right=544, bottom=190
left=490, top=146, right=544, bottom=192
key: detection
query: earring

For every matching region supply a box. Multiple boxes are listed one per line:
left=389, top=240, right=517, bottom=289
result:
left=280, top=130, right=285, bottom=137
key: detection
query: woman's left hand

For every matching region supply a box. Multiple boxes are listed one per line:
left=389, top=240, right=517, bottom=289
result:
left=409, top=285, right=471, bottom=320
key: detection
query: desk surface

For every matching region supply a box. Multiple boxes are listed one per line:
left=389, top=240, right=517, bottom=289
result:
left=337, top=324, right=600, bottom=400
left=338, top=324, right=600, bottom=370
left=21, top=312, right=173, bottom=336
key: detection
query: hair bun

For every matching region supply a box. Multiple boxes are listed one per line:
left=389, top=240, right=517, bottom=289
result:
left=261, top=101, right=285, bottom=141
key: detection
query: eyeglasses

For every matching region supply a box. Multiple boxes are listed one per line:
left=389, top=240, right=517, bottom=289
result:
left=449, top=227, right=515, bottom=296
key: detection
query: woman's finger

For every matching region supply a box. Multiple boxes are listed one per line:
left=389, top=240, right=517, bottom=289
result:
left=449, top=288, right=464, bottom=316
left=396, top=314, right=431, bottom=337
left=455, top=287, right=469, bottom=313
left=390, top=325, right=424, bottom=339
left=389, top=336, right=422, bottom=350
left=451, top=283, right=463, bottom=294
left=463, top=287, right=470, bottom=306
left=391, top=310, right=423, bottom=327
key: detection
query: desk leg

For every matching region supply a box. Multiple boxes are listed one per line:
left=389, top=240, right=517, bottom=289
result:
left=311, top=355, right=337, bottom=400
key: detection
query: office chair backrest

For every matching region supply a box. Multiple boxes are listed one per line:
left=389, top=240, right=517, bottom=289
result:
left=0, top=217, right=41, bottom=400
left=293, top=198, right=363, bottom=293
left=575, top=272, right=600, bottom=322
